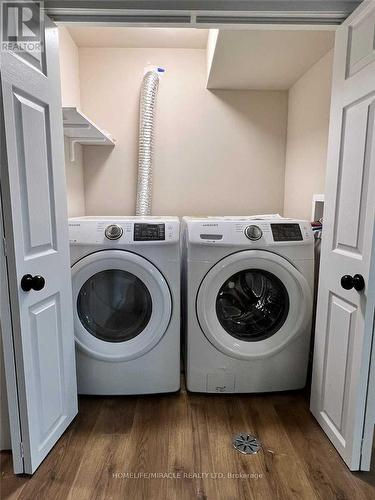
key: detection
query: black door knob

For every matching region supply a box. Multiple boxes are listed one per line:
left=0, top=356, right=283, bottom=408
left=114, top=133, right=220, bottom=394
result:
left=21, top=274, right=45, bottom=292
left=340, top=274, right=365, bottom=291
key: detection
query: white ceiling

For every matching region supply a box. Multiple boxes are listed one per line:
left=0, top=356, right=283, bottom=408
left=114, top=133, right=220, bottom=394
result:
left=67, top=27, right=208, bottom=49
left=207, top=30, right=335, bottom=90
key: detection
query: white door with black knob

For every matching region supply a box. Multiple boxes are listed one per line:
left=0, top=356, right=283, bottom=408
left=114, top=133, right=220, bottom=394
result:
left=310, top=0, right=375, bottom=471
left=0, top=12, right=78, bottom=473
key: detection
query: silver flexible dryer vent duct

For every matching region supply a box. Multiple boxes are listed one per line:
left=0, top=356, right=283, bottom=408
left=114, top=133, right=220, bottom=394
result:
left=136, top=70, right=160, bottom=216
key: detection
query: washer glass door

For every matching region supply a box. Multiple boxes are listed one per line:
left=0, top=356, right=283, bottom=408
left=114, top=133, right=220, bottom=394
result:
left=72, top=250, right=172, bottom=361
left=197, top=250, right=312, bottom=360
left=216, top=269, right=290, bottom=342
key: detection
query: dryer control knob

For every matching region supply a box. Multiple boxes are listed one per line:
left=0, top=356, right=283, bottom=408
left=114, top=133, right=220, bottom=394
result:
left=105, top=224, right=123, bottom=240
left=245, top=225, right=262, bottom=241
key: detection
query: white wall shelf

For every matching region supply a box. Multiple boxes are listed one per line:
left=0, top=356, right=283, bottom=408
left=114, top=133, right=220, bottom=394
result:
left=62, top=107, right=115, bottom=162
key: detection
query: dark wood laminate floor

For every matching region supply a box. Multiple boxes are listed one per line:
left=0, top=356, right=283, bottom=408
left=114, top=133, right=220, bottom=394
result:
left=1, top=386, right=375, bottom=500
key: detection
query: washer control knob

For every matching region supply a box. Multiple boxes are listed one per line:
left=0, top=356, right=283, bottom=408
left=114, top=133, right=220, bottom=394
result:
left=105, top=224, right=123, bottom=240
left=245, top=225, right=262, bottom=241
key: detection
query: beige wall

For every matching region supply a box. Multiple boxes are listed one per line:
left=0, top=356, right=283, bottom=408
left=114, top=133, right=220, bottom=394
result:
left=283, top=50, right=333, bottom=220
left=64, top=139, right=85, bottom=217
left=79, top=48, right=288, bottom=217
left=58, top=27, right=86, bottom=217
left=58, top=26, right=81, bottom=108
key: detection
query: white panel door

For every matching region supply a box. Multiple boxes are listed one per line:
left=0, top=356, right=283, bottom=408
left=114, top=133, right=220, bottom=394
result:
left=310, top=0, right=375, bottom=471
left=0, top=15, right=78, bottom=473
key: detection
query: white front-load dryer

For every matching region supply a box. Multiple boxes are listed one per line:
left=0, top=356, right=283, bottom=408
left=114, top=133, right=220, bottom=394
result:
left=69, top=217, right=180, bottom=395
left=182, top=216, right=314, bottom=393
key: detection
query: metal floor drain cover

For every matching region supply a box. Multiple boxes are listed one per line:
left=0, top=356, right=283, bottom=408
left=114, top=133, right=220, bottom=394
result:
left=232, top=433, right=261, bottom=455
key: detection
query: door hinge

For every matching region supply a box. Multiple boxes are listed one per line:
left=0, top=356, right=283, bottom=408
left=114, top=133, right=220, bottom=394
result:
left=2, top=236, right=6, bottom=256
left=20, top=442, right=24, bottom=458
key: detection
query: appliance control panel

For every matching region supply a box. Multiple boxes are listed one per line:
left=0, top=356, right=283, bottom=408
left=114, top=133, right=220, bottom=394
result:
left=105, top=224, right=123, bottom=240
left=244, top=225, right=263, bottom=241
left=69, top=218, right=179, bottom=245
left=134, top=223, right=165, bottom=241
left=270, top=223, right=303, bottom=242
left=186, top=218, right=313, bottom=247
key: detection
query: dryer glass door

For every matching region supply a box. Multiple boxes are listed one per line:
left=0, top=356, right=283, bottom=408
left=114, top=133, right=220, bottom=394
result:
left=77, top=269, right=152, bottom=343
left=72, top=250, right=172, bottom=361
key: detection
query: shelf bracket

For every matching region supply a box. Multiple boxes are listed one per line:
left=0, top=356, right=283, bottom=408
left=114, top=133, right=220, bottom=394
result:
left=68, top=138, right=108, bottom=162
left=62, top=107, right=115, bottom=162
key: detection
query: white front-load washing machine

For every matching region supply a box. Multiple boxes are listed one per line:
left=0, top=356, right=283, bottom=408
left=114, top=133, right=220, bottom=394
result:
left=182, top=216, right=314, bottom=393
left=69, top=216, right=180, bottom=395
